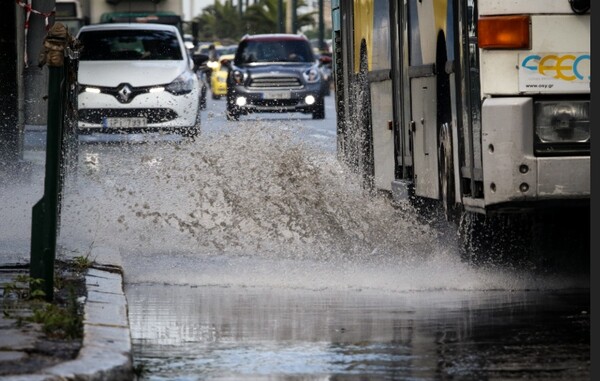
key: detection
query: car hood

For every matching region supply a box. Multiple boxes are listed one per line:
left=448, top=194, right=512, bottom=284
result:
left=78, top=60, right=189, bottom=87
left=241, top=63, right=313, bottom=76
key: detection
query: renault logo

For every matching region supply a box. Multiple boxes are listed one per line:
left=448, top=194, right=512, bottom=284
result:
left=117, top=84, right=133, bottom=103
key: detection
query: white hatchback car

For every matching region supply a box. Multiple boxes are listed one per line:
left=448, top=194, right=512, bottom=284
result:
left=76, top=23, right=201, bottom=137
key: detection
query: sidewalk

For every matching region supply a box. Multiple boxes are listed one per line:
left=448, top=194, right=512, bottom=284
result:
left=0, top=262, right=133, bottom=380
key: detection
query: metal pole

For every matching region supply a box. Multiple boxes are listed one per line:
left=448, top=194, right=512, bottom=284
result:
left=286, top=0, right=292, bottom=33
left=278, top=0, right=284, bottom=33
left=291, top=0, right=298, bottom=33
left=318, top=0, right=324, bottom=52
left=30, top=22, right=73, bottom=302
left=30, top=64, right=63, bottom=301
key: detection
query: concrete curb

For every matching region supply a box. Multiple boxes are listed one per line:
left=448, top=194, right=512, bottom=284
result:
left=3, top=265, right=134, bottom=381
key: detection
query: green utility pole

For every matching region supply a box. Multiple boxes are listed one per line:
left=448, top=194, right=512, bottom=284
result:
left=30, top=23, right=78, bottom=302
left=30, top=62, right=63, bottom=301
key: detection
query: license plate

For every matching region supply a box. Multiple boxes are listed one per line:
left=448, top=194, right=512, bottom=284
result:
left=262, top=91, right=291, bottom=100
left=103, top=117, right=147, bottom=128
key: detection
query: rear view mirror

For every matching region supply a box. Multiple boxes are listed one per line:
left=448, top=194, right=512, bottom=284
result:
left=192, top=53, right=209, bottom=70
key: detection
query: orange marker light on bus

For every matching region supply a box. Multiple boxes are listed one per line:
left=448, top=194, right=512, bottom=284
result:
left=478, top=15, right=530, bottom=49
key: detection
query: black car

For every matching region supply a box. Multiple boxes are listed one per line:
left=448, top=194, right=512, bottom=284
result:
left=225, top=34, right=326, bottom=120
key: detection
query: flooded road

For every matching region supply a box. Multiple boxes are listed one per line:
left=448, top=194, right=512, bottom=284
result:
left=128, top=285, right=589, bottom=380
left=2, top=96, right=589, bottom=380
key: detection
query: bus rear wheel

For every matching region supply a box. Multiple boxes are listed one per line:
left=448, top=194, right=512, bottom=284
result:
left=438, top=122, right=457, bottom=222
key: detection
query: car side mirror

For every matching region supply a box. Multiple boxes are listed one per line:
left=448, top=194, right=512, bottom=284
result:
left=192, top=53, right=209, bottom=71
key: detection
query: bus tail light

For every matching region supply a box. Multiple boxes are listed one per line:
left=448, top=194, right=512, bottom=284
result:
left=478, top=15, right=530, bottom=49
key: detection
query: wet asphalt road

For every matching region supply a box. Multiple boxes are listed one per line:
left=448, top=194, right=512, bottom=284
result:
left=119, top=97, right=588, bottom=380
left=7, top=94, right=590, bottom=380
left=128, top=285, right=589, bottom=380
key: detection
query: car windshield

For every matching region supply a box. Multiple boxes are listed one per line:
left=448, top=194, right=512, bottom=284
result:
left=78, top=29, right=183, bottom=61
left=235, top=39, right=314, bottom=65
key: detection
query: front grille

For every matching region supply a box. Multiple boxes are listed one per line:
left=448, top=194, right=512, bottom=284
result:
left=250, top=99, right=300, bottom=107
left=79, top=108, right=178, bottom=124
left=249, top=77, right=302, bottom=89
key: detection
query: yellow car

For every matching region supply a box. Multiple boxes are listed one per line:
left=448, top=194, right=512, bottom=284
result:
left=210, top=54, right=235, bottom=99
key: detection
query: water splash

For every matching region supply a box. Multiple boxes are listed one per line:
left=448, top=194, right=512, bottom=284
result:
left=50, top=123, right=588, bottom=291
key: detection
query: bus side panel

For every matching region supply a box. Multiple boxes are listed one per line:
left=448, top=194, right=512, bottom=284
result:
left=411, top=76, right=440, bottom=199
left=369, top=0, right=395, bottom=191
left=410, top=0, right=448, bottom=66
left=407, top=0, right=448, bottom=199
left=371, top=81, right=395, bottom=191
left=333, top=1, right=354, bottom=163
left=353, top=0, right=374, bottom=72
left=449, top=73, right=462, bottom=205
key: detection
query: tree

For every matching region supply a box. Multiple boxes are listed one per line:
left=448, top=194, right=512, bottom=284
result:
left=194, top=0, right=317, bottom=42
left=194, top=1, right=244, bottom=41
left=244, top=0, right=316, bottom=35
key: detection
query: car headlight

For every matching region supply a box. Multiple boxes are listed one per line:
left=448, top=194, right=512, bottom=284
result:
left=232, top=70, right=245, bottom=85
left=165, top=71, right=195, bottom=95
left=303, top=66, right=321, bottom=83
left=535, top=101, right=590, bottom=143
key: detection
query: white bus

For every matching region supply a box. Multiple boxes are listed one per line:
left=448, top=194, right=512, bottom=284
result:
left=332, top=0, right=590, bottom=258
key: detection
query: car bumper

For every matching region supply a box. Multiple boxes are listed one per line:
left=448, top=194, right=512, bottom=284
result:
left=481, top=97, right=590, bottom=207
left=229, top=84, right=323, bottom=113
left=77, top=88, right=200, bottom=131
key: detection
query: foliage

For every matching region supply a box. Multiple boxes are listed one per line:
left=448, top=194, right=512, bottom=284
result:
left=245, top=0, right=316, bottom=34
left=193, top=0, right=316, bottom=41
left=2, top=266, right=84, bottom=340
left=243, top=0, right=281, bottom=34
left=2, top=275, right=45, bottom=300
left=29, top=285, right=83, bottom=339
left=73, top=255, right=93, bottom=272
left=194, top=1, right=245, bottom=41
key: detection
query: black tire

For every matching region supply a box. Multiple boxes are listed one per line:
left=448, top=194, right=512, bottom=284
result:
left=212, top=93, right=220, bottom=100
left=226, top=106, right=240, bottom=121
left=438, top=123, right=458, bottom=222
left=180, top=109, right=202, bottom=139
left=322, top=81, right=331, bottom=96
left=199, top=87, right=207, bottom=110
left=226, top=90, right=240, bottom=120
left=180, top=126, right=199, bottom=139
left=312, top=100, right=325, bottom=119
